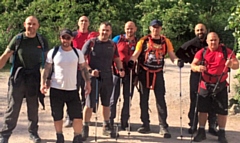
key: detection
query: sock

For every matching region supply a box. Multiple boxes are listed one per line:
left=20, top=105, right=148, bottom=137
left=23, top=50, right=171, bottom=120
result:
left=83, top=122, right=90, bottom=126
left=56, top=132, right=63, bottom=134
left=103, top=120, right=109, bottom=126
left=74, top=132, right=82, bottom=137
left=199, top=126, right=205, bottom=129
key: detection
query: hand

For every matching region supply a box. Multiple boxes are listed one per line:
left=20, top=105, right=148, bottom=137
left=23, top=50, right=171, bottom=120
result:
left=84, top=81, right=91, bottom=96
left=40, top=84, right=48, bottom=94
left=91, top=69, right=100, bottom=77
left=225, top=59, right=233, bottom=68
left=119, top=70, right=125, bottom=77
left=196, top=65, right=206, bottom=72
left=177, top=59, right=184, bottom=68
left=128, top=60, right=135, bottom=69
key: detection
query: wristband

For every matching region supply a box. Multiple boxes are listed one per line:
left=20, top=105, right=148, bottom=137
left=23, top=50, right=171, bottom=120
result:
left=88, top=69, right=92, bottom=74
left=119, top=68, right=124, bottom=72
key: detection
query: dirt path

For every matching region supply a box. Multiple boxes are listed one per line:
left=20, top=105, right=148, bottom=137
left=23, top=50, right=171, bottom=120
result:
left=0, top=59, right=240, bottom=143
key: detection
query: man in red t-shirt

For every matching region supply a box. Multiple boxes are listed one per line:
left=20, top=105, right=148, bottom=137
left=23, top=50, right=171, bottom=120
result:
left=191, top=32, right=239, bottom=143
left=64, top=16, right=90, bottom=127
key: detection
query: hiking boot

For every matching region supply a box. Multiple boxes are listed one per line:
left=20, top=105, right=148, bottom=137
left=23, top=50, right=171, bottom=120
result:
left=193, top=128, right=206, bottom=142
left=159, top=126, right=171, bottom=138
left=73, top=134, right=83, bottom=143
left=188, top=127, right=197, bottom=134
left=29, top=132, right=41, bottom=143
left=64, top=118, right=73, bottom=127
left=82, top=125, right=89, bottom=141
left=208, top=127, right=218, bottom=136
left=137, top=124, right=150, bottom=133
left=0, top=135, right=10, bottom=143
left=110, top=125, right=120, bottom=138
left=56, top=133, right=64, bottom=143
left=218, top=130, right=228, bottom=143
left=102, top=123, right=112, bottom=136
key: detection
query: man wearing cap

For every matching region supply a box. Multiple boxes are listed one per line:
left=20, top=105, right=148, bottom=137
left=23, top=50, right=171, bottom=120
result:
left=0, top=16, right=49, bottom=143
left=64, top=15, right=90, bottom=128
left=128, top=19, right=179, bottom=138
left=40, top=29, right=91, bottom=143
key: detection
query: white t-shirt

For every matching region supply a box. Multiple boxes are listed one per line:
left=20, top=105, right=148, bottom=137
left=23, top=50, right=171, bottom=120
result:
left=46, top=46, right=85, bottom=90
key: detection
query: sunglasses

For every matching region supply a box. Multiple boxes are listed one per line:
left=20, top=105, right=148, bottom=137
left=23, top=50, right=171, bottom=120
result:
left=61, top=35, right=71, bottom=40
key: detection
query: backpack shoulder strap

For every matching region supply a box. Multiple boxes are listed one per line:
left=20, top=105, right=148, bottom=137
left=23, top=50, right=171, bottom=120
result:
left=47, top=46, right=59, bottom=80
left=36, top=33, right=46, bottom=68
left=72, top=47, right=79, bottom=58
left=15, top=33, right=23, bottom=51
left=221, top=45, right=228, bottom=60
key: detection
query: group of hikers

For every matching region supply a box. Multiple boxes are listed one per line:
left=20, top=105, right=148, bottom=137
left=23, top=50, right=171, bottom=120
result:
left=0, top=15, right=239, bottom=143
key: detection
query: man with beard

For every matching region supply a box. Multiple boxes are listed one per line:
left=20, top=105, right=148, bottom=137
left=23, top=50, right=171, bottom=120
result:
left=128, top=19, right=179, bottom=138
left=109, top=21, right=138, bottom=131
left=176, top=23, right=217, bottom=135
left=40, top=29, right=91, bottom=143
left=81, top=22, right=125, bottom=140
left=0, top=16, right=49, bottom=143
left=64, top=15, right=90, bottom=128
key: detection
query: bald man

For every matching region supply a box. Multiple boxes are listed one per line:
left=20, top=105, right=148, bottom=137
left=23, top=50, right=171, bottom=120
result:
left=109, top=21, right=138, bottom=131
left=64, top=16, right=91, bottom=128
left=191, top=32, right=239, bottom=143
left=176, top=23, right=218, bottom=135
left=0, top=16, right=49, bottom=143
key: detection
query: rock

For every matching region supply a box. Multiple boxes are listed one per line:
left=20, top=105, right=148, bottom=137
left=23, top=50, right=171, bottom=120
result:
left=229, top=104, right=240, bottom=115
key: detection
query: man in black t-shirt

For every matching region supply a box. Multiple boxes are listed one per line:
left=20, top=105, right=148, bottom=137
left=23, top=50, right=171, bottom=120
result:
left=0, top=16, right=49, bottom=143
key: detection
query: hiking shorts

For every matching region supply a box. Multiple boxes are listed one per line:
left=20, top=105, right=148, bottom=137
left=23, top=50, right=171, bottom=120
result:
left=86, top=76, right=113, bottom=108
left=50, top=88, right=83, bottom=121
left=198, top=87, right=228, bottom=115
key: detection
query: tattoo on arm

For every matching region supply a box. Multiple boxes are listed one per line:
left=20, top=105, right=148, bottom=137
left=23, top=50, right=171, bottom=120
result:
left=79, top=63, right=91, bottom=82
left=41, top=62, right=52, bottom=84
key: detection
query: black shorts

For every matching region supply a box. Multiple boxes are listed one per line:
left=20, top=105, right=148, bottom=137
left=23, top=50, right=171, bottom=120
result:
left=198, top=87, right=228, bottom=115
left=50, top=88, right=83, bottom=121
left=86, top=76, right=113, bottom=108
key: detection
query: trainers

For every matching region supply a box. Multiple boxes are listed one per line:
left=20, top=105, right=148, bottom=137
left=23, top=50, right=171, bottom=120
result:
left=193, top=128, right=206, bottom=142
left=208, top=127, right=218, bottom=136
left=29, top=132, right=41, bottom=143
left=218, top=130, right=228, bottom=143
left=82, top=125, right=89, bottom=141
left=73, top=134, right=83, bottom=143
left=56, top=133, right=64, bottom=143
left=64, top=119, right=73, bottom=127
left=102, top=123, right=112, bottom=136
left=0, top=135, right=10, bottom=143
left=159, top=126, right=171, bottom=138
left=137, top=124, right=150, bottom=133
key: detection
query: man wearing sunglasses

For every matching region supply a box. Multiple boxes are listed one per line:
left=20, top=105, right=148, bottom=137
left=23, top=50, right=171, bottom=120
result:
left=40, top=29, right=91, bottom=143
left=176, top=23, right=218, bottom=135
left=128, top=19, right=179, bottom=138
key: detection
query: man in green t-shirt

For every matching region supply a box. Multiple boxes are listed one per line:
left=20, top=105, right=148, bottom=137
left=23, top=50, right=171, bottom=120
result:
left=0, top=16, right=49, bottom=143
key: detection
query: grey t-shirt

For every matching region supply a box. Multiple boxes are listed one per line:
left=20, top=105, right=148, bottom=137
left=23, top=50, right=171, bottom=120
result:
left=82, top=37, right=119, bottom=78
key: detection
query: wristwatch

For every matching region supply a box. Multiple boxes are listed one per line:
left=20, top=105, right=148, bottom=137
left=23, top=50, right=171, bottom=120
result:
left=88, top=69, right=93, bottom=74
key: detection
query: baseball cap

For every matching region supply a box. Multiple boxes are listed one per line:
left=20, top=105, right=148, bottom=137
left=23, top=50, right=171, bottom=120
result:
left=60, top=29, right=73, bottom=37
left=150, top=19, right=162, bottom=26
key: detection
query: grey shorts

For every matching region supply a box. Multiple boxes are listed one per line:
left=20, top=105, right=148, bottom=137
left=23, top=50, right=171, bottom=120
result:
left=86, top=76, right=113, bottom=108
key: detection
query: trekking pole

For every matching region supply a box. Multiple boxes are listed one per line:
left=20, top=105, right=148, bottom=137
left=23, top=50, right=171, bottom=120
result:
left=212, top=50, right=234, bottom=95
left=128, top=70, right=132, bottom=139
left=190, top=63, right=204, bottom=143
left=228, top=68, right=231, bottom=93
left=116, top=77, right=122, bottom=141
left=95, top=78, right=99, bottom=143
left=179, top=67, right=183, bottom=140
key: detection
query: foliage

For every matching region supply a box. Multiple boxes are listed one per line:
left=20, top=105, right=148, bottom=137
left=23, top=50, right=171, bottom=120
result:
left=0, top=0, right=237, bottom=54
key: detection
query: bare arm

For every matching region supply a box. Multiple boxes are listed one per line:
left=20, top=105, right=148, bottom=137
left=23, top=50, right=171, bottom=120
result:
left=168, top=51, right=178, bottom=64
left=113, top=57, right=123, bottom=70
left=79, top=62, right=91, bottom=82
left=41, top=62, right=52, bottom=85
left=191, top=58, right=206, bottom=72
left=130, top=49, right=141, bottom=62
left=0, top=48, right=14, bottom=69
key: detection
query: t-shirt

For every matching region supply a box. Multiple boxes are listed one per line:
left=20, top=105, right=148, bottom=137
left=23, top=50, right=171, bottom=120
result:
left=82, top=37, right=119, bottom=78
left=135, top=35, right=174, bottom=70
left=8, top=33, right=49, bottom=69
left=194, top=46, right=235, bottom=84
left=72, top=31, right=89, bottom=50
left=46, top=46, right=85, bottom=90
